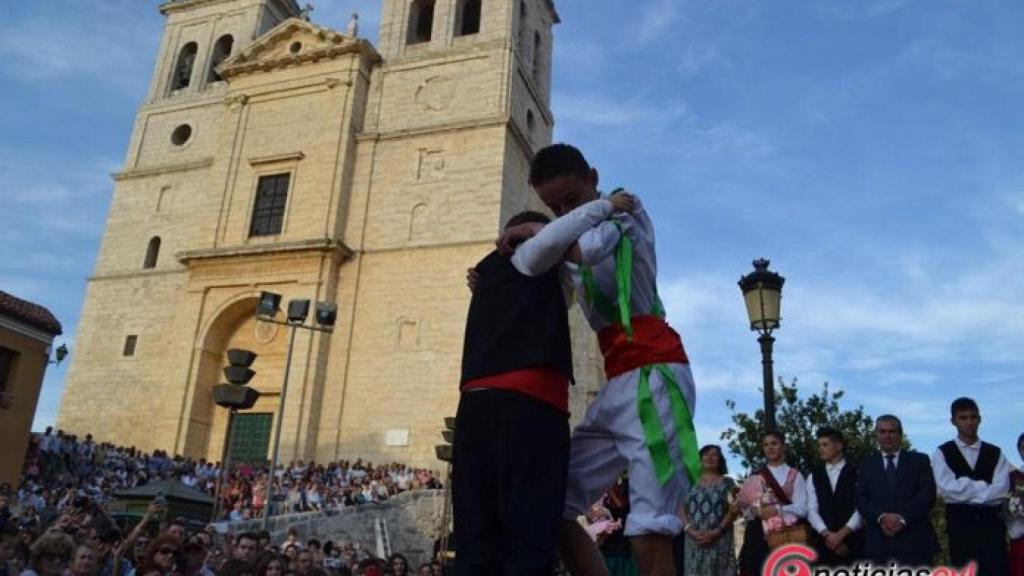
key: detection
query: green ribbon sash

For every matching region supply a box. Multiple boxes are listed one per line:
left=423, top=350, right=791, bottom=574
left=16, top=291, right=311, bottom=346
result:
left=579, top=197, right=699, bottom=486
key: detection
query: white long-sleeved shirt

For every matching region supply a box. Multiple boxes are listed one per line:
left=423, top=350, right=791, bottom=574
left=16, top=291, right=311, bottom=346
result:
left=806, top=460, right=863, bottom=534
left=766, top=463, right=808, bottom=519
left=511, top=195, right=662, bottom=333
left=931, top=438, right=1010, bottom=506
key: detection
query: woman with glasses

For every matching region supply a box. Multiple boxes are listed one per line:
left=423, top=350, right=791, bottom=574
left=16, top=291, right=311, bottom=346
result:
left=136, top=536, right=181, bottom=576
left=22, top=532, right=74, bottom=576
left=131, top=538, right=150, bottom=569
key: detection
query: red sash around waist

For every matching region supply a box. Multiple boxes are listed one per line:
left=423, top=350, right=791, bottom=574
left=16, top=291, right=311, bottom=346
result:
left=597, top=315, right=689, bottom=379
left=462, top=367, right=569, bottom=413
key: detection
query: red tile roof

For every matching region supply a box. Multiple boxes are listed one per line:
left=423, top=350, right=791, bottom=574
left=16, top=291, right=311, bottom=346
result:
left=0, top=291, right=62, bottom=336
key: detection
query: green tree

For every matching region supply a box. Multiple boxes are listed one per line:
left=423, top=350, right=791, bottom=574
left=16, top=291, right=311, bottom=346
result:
left=721, top=378, right=886, bottom=473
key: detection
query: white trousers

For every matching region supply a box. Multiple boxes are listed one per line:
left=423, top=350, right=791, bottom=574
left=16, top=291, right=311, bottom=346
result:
left=562, top=362, right=697, bottom=536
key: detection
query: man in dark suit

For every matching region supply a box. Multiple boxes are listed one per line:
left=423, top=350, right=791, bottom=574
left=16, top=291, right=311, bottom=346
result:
left=855, top=415, right=938, bottom=567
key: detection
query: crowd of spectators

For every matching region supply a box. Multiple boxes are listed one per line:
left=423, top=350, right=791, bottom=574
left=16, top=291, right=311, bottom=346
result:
left=0, top=499, right=442, bottom=576
left=1, top=428, right=450, bottom=576
left=15, top=428, right=443, bottom=524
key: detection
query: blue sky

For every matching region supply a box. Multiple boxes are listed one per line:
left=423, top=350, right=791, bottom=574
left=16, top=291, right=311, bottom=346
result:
left=2, top=0, right=1022, bottom=470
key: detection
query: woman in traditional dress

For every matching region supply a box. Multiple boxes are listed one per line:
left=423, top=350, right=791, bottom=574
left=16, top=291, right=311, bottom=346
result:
left=1009, top=433, right=1024, bottom=576
left=681, top=445, right=737, bottom=576
left=736, top=431, right=808, bottom=576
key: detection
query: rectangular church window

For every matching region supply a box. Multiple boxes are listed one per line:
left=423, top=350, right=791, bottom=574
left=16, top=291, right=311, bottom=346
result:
left=249, top=173, right=290, bottom=237
left=123, top=335, right=138, bottom=357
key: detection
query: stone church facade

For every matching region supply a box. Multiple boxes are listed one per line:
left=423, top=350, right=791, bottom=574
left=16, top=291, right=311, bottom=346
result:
left=58, top=0, right=603, bottom=468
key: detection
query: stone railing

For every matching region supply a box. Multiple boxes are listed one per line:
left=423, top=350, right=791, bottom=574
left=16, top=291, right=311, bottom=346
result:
left=224, top=490, right=447, bottom=567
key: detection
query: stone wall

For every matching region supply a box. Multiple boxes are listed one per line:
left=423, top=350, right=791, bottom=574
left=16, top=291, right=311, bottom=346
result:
left=226, top=490, right=447, bottom=567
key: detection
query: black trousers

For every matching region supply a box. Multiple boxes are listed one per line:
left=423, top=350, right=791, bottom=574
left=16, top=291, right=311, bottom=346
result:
left=947, top=505, right=1008, bottom=576
left=452, top=389, right=569, bottom=576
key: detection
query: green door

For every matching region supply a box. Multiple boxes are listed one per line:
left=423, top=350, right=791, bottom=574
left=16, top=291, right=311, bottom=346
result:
left=227, top=413, right=273, bottom=464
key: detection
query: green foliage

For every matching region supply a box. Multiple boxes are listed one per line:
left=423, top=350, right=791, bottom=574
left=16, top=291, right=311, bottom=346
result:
left=931, top=497, right=950, bottom=567
left=721, top=378, right=887, bottom=474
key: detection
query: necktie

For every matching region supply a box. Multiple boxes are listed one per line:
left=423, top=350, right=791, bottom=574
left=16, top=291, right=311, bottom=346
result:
left=885, top=454, right=897, bottom=491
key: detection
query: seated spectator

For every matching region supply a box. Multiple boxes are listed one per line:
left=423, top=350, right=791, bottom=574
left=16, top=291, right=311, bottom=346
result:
left=292, top=550, right=314, bottom=576
left=131, top=537, right=150, bottom=570
left=386, top=553, right=409, bottom=576
left=215, top=559, right=253, bottom=576
left=137, top=536, right=181, bottom=576
left=282, top=545, right=298, bottom=567
left=201, top=547, right=223, bottom=576
left=165, top=519, right=188, bottom=542
left=282, top=531, right=300, bottom=552
left=232, top=534, right=258, bottom=565
left=252, top=553, right=285, bottom=576
left=68, top=544, right=99, bottom=576
left=24, top=531, right=74, bottom=576
left=0, top=528, right=19, bottom=576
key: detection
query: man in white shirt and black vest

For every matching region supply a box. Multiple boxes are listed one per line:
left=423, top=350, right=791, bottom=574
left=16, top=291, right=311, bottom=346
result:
left=932, top=397, right=1011, bottom=575
left=807, top=427, right=863, bottom=566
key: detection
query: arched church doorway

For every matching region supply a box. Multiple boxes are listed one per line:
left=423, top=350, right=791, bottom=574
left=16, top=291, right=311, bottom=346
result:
left=183, top=295, right=288, bottom=463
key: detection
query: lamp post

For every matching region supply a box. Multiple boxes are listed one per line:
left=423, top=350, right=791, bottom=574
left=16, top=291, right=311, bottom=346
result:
left=256, top=291, right=336, bottom=529
left=738, top=259, right=785, bottom=432
left=48, top=343, right=69, bottom=366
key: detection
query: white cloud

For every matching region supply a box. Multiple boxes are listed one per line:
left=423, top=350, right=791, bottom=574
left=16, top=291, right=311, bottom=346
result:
left=553, top=92, right=688, bottom=128
left=634, top=0, right=681, bottom=47
left=0, top=2, right=157, bottom=95
left=678, top=41, right=721, bottom=76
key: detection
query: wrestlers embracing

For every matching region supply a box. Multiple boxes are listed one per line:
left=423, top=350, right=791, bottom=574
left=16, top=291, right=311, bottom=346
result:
left=454, top=144, right=698, bottom=576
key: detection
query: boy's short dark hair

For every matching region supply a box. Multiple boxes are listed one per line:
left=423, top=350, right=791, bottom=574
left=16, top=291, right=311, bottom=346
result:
left=950, top=397, right=979, bottom=418
left=529, top=143, right=591, bottom=187
left=760, top=430, right=786, bottom=444
left=816, top=427, right=845, bottom=446
left=505, top=210, right=551, bottom=229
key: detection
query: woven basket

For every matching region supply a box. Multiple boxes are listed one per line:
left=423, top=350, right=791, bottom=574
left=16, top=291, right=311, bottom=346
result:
left=765, top=523, right=810, bottom=549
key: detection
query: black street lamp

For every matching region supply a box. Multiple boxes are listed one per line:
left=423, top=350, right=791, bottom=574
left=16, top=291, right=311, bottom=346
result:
left=738, top=259, right=785, bottom=432
left=255, top=291, right=336, bottom=529
left=48, top=343, right=69, bottom=366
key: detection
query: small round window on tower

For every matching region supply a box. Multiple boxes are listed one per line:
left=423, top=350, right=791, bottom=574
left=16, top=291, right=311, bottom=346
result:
left=171, top=124, right=193, bottom=146
left=290, top=42, right=303, bottom=54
